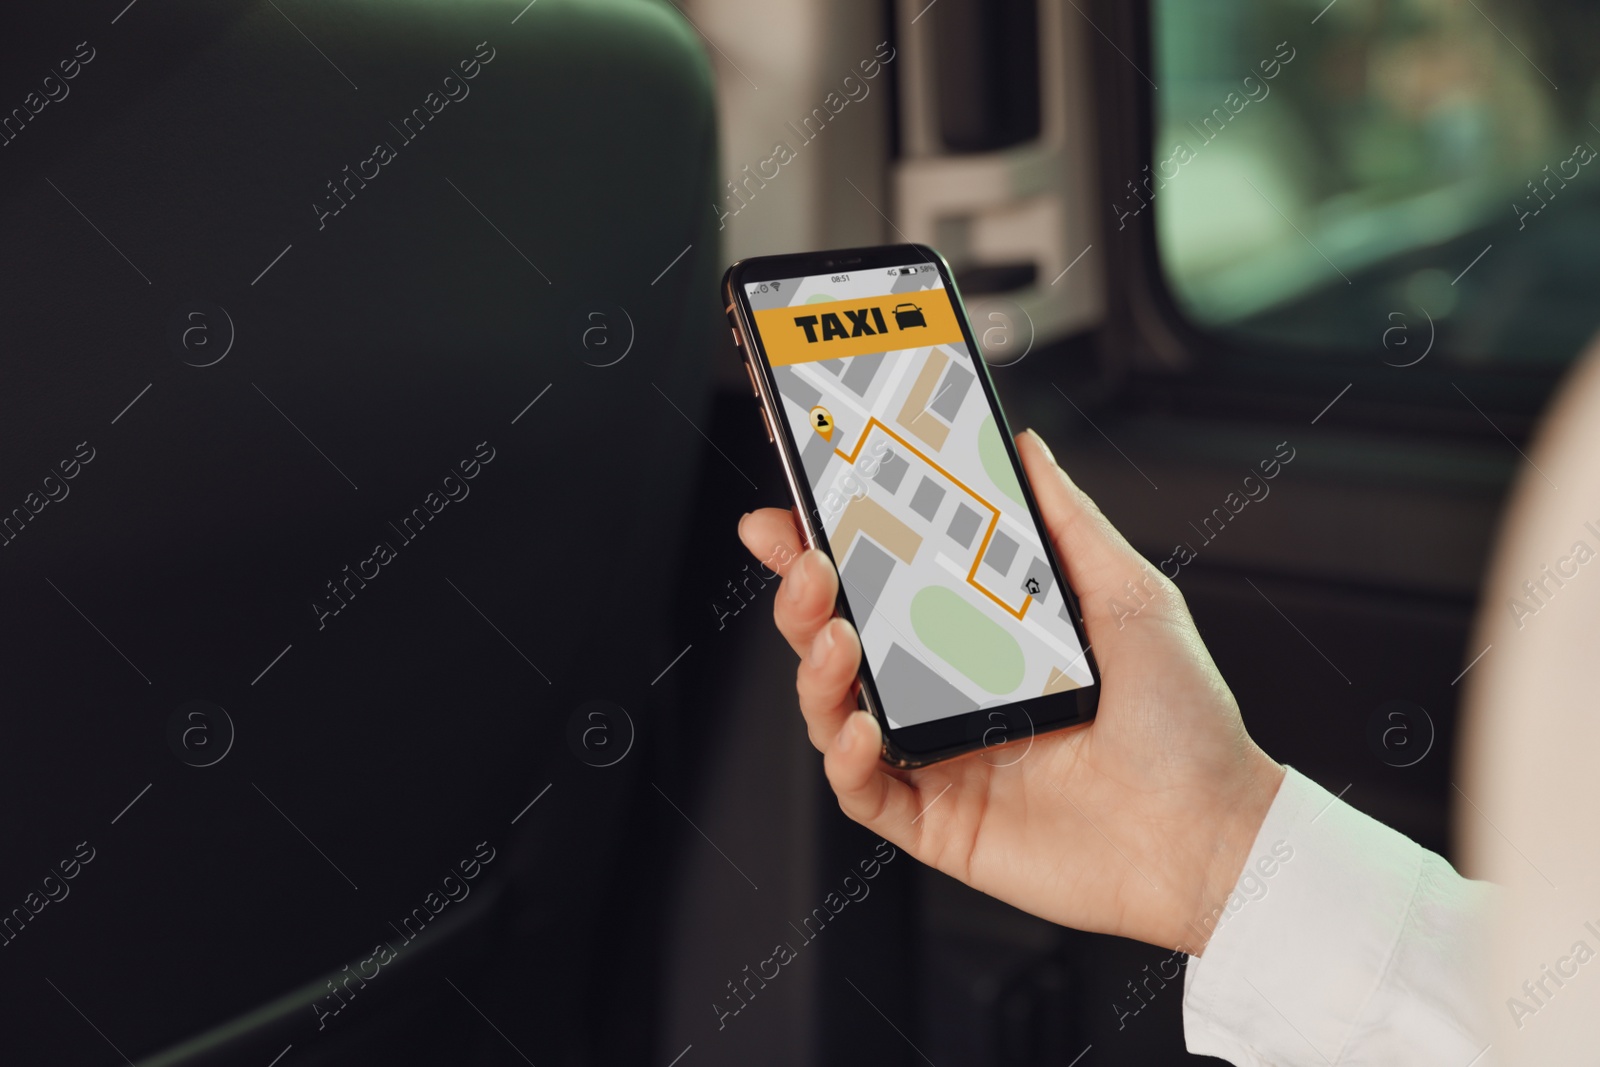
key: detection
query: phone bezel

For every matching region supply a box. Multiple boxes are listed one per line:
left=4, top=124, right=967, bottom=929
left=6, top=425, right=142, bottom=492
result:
left=724, top=243, right=1099, bottom=767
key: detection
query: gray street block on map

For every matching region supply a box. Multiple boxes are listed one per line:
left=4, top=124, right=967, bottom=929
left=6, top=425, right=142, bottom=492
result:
left=875, top=643, right=978, bottom=726
left=909, top=476, right=946, bottom=522
left=947, top=503, right=981, bottom=548
left=840, top=537, right=897, bottom=627
left=772, top=364, right=821, bottom=411
left=872, top=449, right=910, bottom=494
left=842, top=351, right=886, bottom=396
left=929, top=362, right=974, bottom=421
left=983, top=530, right=1019, bottom=575
left=1020, top=556, right=1055, bottom=604
left=801, top=426, right=837, bottom=487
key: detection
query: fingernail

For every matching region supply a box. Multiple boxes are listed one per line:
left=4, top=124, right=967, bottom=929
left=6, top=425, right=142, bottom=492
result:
left=835, top=713, right=856, bottom=753
left=737, top=511, right=750, bottom=535
left=1027, top=428, right=1057, bottom=465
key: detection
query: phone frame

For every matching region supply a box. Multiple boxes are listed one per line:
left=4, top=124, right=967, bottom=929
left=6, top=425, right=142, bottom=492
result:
left=723, top=243, right=1099, bottom=767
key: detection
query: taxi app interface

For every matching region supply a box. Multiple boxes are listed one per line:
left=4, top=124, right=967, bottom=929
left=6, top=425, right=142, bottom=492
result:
left=747, top=263, right=1095, bottom=730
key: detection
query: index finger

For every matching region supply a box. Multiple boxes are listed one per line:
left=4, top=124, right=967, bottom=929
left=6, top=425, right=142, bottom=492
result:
left=1015, top=429, right=1171, bottom=620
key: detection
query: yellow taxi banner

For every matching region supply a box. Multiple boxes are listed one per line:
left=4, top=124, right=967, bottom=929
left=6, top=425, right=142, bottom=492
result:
left=754, top=290, right=966, bottom=366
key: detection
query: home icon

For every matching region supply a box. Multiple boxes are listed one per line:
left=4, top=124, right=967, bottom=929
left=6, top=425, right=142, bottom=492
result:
left=893, top=303, right=926, bottom=329
left=1024, top=577, right=1041, bottom=596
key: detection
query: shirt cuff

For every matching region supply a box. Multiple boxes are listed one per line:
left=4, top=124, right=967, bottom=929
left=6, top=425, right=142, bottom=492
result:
left=1180, top=766, right=1424, bottom=1065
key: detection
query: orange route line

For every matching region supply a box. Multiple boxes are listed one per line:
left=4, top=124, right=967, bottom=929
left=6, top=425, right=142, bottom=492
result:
left=833, top=416, right=1031, bottom=620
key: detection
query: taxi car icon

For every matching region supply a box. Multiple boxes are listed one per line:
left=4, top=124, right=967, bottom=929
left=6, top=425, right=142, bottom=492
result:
left=893, top=303, right=927, bottom=329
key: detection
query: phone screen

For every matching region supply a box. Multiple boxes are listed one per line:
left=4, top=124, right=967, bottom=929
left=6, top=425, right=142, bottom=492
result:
left=743, top=260, right=1095, bottom=731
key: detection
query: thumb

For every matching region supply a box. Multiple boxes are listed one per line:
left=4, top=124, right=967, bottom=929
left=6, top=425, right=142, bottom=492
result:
left=1015, top=429, right=1169, bottom=632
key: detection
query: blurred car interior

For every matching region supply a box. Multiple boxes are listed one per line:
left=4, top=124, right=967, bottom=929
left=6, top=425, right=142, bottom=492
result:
left=1, top=0, right=1595, bottom=1064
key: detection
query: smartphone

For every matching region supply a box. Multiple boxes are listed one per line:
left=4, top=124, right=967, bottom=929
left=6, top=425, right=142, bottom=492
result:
left=723, top=244, right=1099, bottom=767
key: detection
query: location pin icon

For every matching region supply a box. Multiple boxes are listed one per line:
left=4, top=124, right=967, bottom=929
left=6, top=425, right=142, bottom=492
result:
left=809, top=406, right=834, bottom=442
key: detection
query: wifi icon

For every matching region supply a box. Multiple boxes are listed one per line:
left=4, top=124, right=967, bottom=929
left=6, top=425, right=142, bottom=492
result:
left=772, top=282, right=782, bottom=291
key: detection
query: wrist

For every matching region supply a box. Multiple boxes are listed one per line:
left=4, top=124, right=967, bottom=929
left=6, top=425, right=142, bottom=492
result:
left=1175, top=748, right=1286, bottom=956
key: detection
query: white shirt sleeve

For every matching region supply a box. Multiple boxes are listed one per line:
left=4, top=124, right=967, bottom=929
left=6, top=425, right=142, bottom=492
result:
left=1181, top=766, right=1498, bottom=1066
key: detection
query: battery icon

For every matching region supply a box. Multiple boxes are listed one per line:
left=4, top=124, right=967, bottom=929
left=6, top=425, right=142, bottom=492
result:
left=898, top=268, right=913, bottom=275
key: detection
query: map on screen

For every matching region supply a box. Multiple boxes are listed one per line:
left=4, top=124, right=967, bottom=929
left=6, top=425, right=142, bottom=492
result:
left=746, top=264, right=1094, bottom=730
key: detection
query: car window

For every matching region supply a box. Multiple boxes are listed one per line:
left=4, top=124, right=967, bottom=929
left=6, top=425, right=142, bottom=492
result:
left=1149, top=0, right=1600, bottom=370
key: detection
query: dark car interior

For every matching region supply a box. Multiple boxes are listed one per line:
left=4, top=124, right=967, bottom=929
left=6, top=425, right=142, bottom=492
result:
left=1, top=0, right=1594, bottom=1064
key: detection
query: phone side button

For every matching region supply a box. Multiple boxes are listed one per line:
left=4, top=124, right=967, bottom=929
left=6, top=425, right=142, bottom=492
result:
left=758, top=404, right=776, bottom=443
left=731, top=327, right=742, bottom=348
left=743, top=359, right=760, bottom=397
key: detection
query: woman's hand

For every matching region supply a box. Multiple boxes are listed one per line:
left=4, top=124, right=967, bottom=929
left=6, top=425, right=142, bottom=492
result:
left=737, top=429, right=1284, bottom=954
